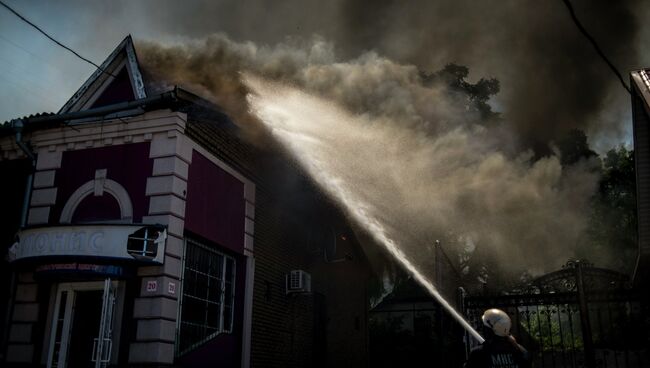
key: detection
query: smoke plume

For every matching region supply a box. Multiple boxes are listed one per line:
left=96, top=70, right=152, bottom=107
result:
left=137, top=34, right=604, bottom=279
left=87, top=0, right=645, bottom=149
left=124, top=0, right=648, bottom=283
left=335, top=0, right=643, bottom=149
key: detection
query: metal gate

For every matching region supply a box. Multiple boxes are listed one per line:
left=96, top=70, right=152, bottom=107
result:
left=462, top=260, right=650, bottom=368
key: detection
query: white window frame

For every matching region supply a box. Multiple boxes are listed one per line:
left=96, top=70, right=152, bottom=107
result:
left=45, top=280, right=123, bottom=368
left=175, top=238, right=236, bottom=356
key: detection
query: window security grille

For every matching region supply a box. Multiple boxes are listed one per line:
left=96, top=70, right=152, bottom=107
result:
left=176, top=238, right=236, bottom=356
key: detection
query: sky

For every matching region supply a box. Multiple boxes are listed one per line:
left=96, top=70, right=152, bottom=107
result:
left=1, top=0, right=649, bottom=152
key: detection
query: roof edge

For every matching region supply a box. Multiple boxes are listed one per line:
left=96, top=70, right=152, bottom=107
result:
left=1, top=86, right=222, bottom=137
left=58, top=35, right=147, bottom=114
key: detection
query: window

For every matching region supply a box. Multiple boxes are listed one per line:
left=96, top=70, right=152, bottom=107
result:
left=176, top=238, right=236, bottom=356
left=126, top=226, right=165, bottom=261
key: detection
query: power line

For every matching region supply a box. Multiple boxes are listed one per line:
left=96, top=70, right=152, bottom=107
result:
left=561, top=0, right=631, bottom=94
left=0, top=53, right=61, bottom=87
left=0, top=73, right=61, bottom=107
left=0, top=34, right=90, bottom=90
left=0, top=0, right=115, bottom=78
left=0, top=33, right=64, bottom=74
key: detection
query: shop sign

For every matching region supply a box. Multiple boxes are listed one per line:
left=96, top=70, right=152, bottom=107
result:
left=35, top=263, right=130, bottom=278
left=9, top=224, right=166, bottom=264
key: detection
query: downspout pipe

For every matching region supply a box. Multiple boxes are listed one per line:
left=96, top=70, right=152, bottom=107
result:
left=11, top=119, right=36, bottom=227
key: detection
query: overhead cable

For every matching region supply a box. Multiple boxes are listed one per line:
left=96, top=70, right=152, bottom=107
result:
left=0, top=0, right=115, bottom=78
left=561, top=0, right=631, bottom=94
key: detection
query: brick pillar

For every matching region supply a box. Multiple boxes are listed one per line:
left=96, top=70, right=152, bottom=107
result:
left=5, top=272, right=38, bottom=364
left=6, top=150, right=60, bottom=363
left=27, top=149, right=61, bottom=225
left=129, top=130, right=189, bottom=365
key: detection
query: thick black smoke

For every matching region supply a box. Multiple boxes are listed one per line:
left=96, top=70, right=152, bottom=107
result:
left=336, top=0, right=642, bottom=150
left=127, top=0, right=647, bottom=279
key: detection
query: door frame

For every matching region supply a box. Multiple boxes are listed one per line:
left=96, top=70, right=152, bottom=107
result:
left=45, top=280, right=122, bottom=368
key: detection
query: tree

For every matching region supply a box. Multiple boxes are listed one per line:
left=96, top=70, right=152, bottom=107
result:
left=584, top=146, right=637, bottom=271
left=555, top=129, right=598, bottom=167
left=421, top=63, right=500, bottom=121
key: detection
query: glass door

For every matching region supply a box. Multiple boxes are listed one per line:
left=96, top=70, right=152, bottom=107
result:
left=46, top=280, right=117, bottom=368
left=67, top=290, right=103, bottom=368
left=91, top=278, right=116, bottom=368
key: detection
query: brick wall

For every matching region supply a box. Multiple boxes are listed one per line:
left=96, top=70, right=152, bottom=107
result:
left=185, top=110, right=372, bottom=368
left=632, top=86, right=650, bottom=287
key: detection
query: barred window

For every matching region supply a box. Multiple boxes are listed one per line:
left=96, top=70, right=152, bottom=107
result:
left=176, top=238, right=236, bottom=356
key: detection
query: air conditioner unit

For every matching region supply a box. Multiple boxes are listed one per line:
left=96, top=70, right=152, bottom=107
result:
left=286, top=270, right=311, bottom=294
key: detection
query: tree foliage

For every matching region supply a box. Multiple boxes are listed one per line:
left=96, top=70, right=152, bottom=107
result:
left=584, top=146, right=637, bottom=271
left=459, top=131, right=638, bottom=292
left=555, top=129, right=598, bottom=167
left=421, top=63, right=500, bottom=121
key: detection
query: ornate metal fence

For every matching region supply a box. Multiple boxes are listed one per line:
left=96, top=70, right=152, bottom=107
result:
left=462, top=261, right=650, bottom=368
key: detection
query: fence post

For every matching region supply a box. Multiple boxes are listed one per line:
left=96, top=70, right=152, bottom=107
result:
left=457, top=287, right=471, bottom=361
left=576, top=260, right=596, bottom=368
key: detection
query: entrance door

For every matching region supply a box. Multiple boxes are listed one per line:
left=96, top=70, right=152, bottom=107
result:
left=67, top=290, right=103, bottom=368
left=46, top=280, right=118, bottom=368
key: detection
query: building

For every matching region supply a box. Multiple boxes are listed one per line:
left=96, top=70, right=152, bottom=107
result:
left=630, top=69, right=650, bottom=290
left=0, top=36, right=372, bottom=368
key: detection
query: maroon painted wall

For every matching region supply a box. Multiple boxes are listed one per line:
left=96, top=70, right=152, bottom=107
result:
left=71, top=194, right=122, bottom=222
left=185, top=151, right=246, bottom=254
left=90, top=66, right=135, bottom=109
left=51, top=143, right=153, bottom=224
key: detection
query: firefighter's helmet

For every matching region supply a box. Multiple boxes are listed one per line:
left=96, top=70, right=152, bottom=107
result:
left=481, top=308, right=511, bottom=337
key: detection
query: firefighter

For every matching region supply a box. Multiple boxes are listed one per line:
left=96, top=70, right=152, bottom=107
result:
left=465, top=308, right=531, bottom=368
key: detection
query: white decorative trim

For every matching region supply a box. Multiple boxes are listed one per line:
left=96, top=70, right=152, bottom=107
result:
left=640, top=70, right=650, bottom=93
left=35, top=151, right=63, bottom=171
left=59, top=35, right=146, bottom=113
left=241, top=256, right=255, bottom=368
left=152, top=156, right=189, bottom=179
left=148, top=195, right=186, bottom=218
left=59, top=43, right=122, bottom=113
left=244, top=218, right=255, bottom=236
left=141, top=215, right=183, bottom=238
left=125, top=38, right=147, bottom=99
left=27, top=207, right=50, bottom=225
left=245, top=202, right=255, bottom=219
left=1, top=112, right=186, bottom=158
left=94, top=169, right=107, bottom=196
left=33, top=170, right=56, bottom=189
left=244, top=234, right=254, bottom=254
left=145, top=176, right=187, bottom=198
left=60, top=174, right=133, bottom=223
left=30, top=188, right=58, bottom=207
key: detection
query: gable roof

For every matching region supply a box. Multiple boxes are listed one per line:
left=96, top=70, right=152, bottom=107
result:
left=59, top=35, right=147, bottom=113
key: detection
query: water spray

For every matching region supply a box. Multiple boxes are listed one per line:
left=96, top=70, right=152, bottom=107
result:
left=244, top=75, right=485, bottom=344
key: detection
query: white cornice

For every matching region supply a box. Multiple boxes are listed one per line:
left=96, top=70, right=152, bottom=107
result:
left=0, top=110, right=187, bottom=161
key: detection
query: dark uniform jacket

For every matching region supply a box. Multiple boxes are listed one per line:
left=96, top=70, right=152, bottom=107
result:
left=465, top=337, right=531, bottom=368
